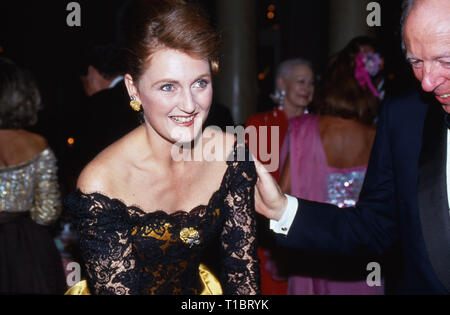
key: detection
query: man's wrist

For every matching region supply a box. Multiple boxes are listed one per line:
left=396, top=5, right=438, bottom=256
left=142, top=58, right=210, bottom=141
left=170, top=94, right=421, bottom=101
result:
left=273, top=194, right=288, bottom=221
left=269, top=195, right=298, bottom=235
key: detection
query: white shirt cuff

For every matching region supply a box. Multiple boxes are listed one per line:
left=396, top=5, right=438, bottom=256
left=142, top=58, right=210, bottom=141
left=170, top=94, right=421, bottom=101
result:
left=269, top=194, right=298, bottom=235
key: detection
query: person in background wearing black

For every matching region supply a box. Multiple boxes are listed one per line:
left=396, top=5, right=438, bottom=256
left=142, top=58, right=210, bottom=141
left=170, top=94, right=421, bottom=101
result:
left=72, top=44, right=140, bottom=181
left=203, top=101, right=234, bottom=132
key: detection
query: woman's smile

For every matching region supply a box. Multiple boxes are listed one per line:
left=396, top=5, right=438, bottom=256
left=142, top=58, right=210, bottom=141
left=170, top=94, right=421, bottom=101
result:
left=169, top=113, right=199, bottom=127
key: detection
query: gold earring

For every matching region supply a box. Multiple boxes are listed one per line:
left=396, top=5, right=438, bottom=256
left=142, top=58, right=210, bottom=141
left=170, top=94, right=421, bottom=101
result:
left=130, top=96, right=141, bottom=112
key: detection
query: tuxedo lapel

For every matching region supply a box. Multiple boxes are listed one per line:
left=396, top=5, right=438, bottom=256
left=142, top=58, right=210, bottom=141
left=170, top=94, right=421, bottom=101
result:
left=418, top=103, right=450, bottom=292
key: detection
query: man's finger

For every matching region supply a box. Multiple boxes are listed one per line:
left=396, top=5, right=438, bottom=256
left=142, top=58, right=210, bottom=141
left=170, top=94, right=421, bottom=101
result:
left=254, top=186, right=269, bottom=217
left=254, top=158, right=267, bottom=173
left=254, top=159, right=273, bottom=187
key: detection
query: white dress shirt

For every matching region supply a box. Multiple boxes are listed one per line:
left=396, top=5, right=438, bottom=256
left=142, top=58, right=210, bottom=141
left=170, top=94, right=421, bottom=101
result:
left=270, top=129, right=450, bottom=235
left=269, top=194, right=298, bottom=236
left=109, top=76, right=124, bottom=89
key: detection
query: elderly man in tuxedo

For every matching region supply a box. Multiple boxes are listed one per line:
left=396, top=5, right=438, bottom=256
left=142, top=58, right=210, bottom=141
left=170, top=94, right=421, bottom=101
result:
left=255, top=0, right=450, bottom=294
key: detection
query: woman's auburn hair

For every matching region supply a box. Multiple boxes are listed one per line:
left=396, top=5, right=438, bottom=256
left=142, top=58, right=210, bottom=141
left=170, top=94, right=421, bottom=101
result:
left=314, top=39, right=380, bottom=126
left=124, top=0, right=221, bottom=82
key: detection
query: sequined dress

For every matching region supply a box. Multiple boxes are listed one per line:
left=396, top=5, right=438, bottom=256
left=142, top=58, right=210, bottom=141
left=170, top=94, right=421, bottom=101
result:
left=0, top=148, right=67, bottom=294
left=64, top=142, right=261, bottom=295
left=280, top=114, right=384, bottom=295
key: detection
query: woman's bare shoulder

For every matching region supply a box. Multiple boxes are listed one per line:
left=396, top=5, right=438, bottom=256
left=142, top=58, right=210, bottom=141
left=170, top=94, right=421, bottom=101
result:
left=202, top=128, right=237, bottom=162
left=77, top=154, right=113, bottom=195
left=0, top=131, right=49, bottom=166
left=26, top=132, right=49, bottom=152
left=10, top=130, right=49, bottom=154
left=77, top=133, right=135, bottom=195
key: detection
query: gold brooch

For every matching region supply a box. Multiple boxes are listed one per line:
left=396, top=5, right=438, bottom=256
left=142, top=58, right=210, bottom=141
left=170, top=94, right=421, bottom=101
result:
left=180, top=227, right=200, bottom=248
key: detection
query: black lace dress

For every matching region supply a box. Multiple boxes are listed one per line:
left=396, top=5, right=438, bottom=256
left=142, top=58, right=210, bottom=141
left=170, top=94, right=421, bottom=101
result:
left=64, top=143, right=260, bottom=295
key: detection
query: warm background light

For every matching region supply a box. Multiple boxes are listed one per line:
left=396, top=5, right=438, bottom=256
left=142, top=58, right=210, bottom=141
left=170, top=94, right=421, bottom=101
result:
left=258, top=67, right=271, bottom=81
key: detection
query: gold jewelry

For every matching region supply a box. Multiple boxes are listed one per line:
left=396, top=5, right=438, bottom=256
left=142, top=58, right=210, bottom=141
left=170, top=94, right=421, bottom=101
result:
left=130, top=96, right=141, bottom=112
left=180, top=227, right=200, bottom=248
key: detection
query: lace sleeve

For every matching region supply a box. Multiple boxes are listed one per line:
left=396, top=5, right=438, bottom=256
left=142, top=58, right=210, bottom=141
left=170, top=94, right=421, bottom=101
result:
left=31, top=149, right=62, bottom=225
left=65, top=192, right=137, bottom=295
left=220, top=144, right=261, bottom=295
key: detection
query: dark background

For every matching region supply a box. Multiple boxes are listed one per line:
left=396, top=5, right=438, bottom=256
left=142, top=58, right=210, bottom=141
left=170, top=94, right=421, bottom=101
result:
left=0, top=0, right=416, bottom=193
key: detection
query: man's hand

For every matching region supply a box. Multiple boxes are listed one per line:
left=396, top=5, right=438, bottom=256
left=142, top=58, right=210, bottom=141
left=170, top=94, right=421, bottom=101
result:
left=253, top=158, right=288, bottom=221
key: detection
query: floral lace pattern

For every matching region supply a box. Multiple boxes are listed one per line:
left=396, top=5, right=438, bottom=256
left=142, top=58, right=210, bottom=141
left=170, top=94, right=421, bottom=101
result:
left=64, top=142, right=260, bottom=295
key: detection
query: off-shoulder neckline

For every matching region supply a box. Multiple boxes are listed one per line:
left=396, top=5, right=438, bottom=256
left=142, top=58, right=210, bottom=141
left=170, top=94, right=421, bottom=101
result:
left=71, top=139, right=252, bottom=217
left=0, top=148, right=52, bottom=172
left=72, top=161, right=231, bottom=217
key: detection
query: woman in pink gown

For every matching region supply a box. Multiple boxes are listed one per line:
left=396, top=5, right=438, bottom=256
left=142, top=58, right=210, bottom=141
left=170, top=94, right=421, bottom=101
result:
left=279, top=37, right=385, bottom=295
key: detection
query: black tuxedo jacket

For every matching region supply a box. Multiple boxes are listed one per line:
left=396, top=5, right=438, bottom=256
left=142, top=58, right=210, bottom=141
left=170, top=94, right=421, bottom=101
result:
left=277, top=91, right=450, bottom=294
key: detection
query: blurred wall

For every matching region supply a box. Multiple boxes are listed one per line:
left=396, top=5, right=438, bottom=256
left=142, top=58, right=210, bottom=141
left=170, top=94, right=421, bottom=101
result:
left=214, top=0, right=258, bottom=125
left=328, top=0, right=378, bottom=56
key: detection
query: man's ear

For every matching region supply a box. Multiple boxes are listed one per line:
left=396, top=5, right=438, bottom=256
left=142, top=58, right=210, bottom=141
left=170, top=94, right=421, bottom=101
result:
left=124, top=74, right=141, bottom=103
left=87, top=65, right=102, bottom=80
left=81, top=66, right=102, bottom=97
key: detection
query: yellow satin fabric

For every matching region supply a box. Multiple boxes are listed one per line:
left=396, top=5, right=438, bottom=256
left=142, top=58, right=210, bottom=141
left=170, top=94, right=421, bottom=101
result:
left=65, top=280, right=91, bottom=295
left=64, top=264, right=222, bottom=295
left=199, top=264, right=222, bottom=295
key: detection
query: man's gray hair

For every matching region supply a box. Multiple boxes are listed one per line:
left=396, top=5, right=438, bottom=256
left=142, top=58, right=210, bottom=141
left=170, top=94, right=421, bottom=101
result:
left=401, top=0, right=418, bottom=52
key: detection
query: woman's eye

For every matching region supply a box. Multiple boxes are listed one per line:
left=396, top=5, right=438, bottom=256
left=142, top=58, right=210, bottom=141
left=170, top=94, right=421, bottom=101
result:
left=193, top=79, right=209, bottom=89
left=161, top=84, right=175, bottom=92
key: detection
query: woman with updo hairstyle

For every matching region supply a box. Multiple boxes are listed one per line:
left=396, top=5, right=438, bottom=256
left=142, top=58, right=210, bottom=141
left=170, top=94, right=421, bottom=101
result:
left=65, top=0, right=260, bottom=295
left=279, top=37, right=384, bottom=295
left=246, top=58, right=315, bottom=295
left=246, top=58, right=315, bottom=180
left=0, top=57, right=66, bottom=294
